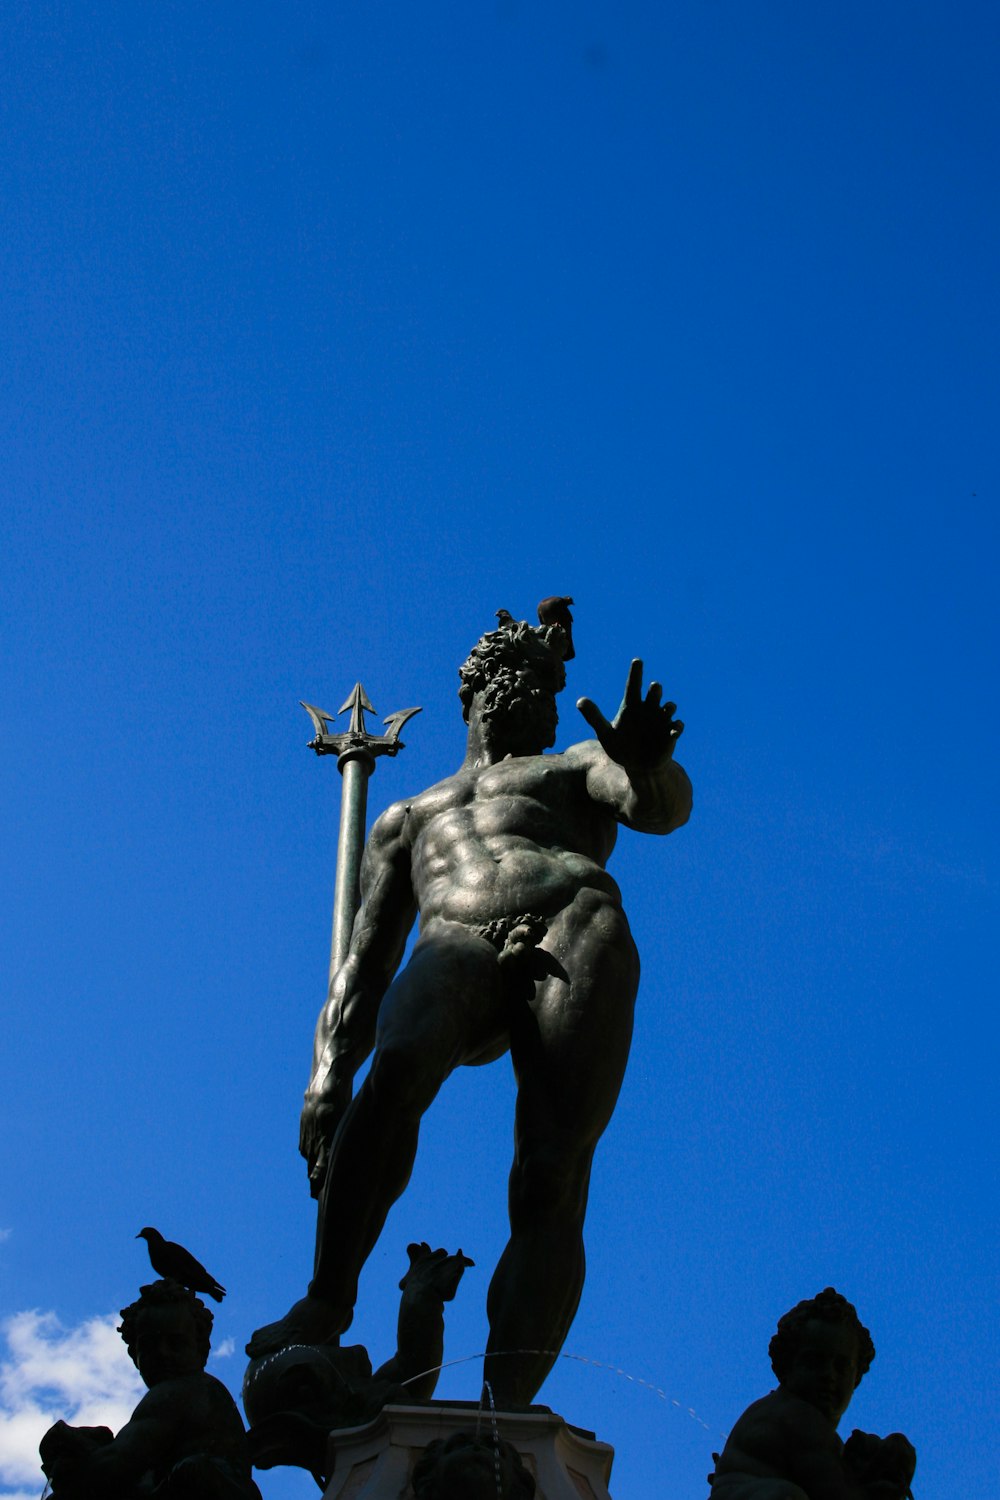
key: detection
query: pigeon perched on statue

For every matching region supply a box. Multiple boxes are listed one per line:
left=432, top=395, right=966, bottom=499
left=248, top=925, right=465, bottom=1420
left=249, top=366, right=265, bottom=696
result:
left=136, top=1227, right=227, bottom=1302
left=536, top=595, right=575, bottom=659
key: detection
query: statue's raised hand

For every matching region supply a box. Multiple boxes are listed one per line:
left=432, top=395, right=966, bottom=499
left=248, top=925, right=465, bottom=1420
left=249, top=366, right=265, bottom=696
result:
left=577, top=659, right=683, bottom=770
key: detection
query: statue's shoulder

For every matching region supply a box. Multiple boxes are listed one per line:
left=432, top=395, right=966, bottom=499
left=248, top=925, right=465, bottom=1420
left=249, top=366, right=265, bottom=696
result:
left=559, top=737, right=601, bottom=767
left=713, top=1391, right=793, bottom=1482
left=140, top=1373, right=249, bottom=1440
left=374, top=770, right=470, bottom=844
left=555, top=738, right=608, bottom=787
left=128, top=1372, right=219, bottom=1426
left=200, top=1372, right=252, bottom=1434
left=732, top=1387, right=841, bottom=1459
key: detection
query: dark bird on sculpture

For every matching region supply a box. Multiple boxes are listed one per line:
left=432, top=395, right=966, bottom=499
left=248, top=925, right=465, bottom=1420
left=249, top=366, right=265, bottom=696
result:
left=136, top=1227, right=227, bottom=1302
left=495, top=608, right=517, bottom=630
left=537, top=595, right=575, bottom=659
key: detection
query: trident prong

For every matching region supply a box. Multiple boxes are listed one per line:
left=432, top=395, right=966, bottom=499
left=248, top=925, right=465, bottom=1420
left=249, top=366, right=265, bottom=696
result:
left=338, top=682, right=376, bottom=738
left=301, top=683, right=422, bottom=984
left=301, top=701, right=337, bottom=740
left=383, top=705, right=422, bottom=743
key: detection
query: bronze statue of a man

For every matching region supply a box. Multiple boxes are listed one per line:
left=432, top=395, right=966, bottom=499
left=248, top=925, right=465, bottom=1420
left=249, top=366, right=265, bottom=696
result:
left=249, top=610, right=692, bottom=1405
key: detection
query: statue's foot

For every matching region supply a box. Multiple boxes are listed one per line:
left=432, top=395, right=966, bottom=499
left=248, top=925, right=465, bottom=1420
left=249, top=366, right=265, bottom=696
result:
left=246, top=1295, right=346, bottom=1359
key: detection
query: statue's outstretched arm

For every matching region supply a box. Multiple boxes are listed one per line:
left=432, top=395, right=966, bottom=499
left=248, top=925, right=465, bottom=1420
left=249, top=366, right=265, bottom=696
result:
left=300, top=799, right=416, bottom=1193
left=574, top=659, right=692, bottom=834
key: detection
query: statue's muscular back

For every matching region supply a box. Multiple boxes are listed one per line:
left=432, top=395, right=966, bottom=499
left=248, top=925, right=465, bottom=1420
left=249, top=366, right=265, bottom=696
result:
left=396, top=741, right=625, bottom=931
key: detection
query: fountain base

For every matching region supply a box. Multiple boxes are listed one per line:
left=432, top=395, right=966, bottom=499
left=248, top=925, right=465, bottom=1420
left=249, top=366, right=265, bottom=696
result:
left=320, top=1399, right=614, bottom=1498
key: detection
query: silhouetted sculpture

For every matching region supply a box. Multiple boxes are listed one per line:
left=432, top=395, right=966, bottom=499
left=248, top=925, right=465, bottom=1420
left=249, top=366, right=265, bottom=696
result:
left=137, top=1227, right=227, bottom=1302
left=40, top=1280, right=260, bottom=1499
left=376, top=1241, right=475, bottom=1393
left=243, top=1244, right=473, bottom=1486
left=709, top=1288, right=916, bottom=1500
left=248, top=608, right=692, bottom=1406
left=412, top=1431, right=536, bottom=1499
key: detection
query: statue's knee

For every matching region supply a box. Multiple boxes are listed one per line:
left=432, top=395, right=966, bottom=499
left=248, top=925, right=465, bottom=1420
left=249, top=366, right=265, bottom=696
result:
left=510, top=1148, right=589, bottom=1227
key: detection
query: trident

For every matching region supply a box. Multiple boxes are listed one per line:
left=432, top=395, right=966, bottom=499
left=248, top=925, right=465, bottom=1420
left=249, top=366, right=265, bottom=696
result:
left=301, top=686, right=421, bottom=986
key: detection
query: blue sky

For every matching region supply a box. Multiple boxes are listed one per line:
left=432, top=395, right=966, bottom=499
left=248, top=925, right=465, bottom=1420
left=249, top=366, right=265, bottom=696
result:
left=1, top=3, right=996, bottom=1497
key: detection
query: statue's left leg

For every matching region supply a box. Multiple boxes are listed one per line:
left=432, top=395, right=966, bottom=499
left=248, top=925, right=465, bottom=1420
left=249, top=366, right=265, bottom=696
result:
left=247, top=926, right=505, bottom=1360
left=484, top=891, right=639, bottom=1407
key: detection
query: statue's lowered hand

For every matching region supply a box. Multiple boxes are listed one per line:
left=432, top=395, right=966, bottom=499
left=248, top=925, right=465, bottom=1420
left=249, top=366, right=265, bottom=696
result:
left=578, top=659, right=683, bottom=771
left=300, top=1085, right=351, bottom=1198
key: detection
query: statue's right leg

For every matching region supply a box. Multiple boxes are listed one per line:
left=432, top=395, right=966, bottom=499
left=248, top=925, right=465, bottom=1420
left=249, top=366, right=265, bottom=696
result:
left=248, top=926, right=503, bottom=1358
left=312, top=926, right=507, bottom=1311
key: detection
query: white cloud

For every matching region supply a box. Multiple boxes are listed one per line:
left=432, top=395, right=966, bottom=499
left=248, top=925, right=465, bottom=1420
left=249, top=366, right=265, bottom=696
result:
left=0, top=1232, right=12, bottom=1245
left=0, top=1310, right=143, bottom=1494
left=210, top=1338, right=235, bottom=1360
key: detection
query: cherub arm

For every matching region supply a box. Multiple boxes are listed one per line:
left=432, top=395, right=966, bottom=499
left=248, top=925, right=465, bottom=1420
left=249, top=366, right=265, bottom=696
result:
left=42, top=1391, right=180, bottom=1498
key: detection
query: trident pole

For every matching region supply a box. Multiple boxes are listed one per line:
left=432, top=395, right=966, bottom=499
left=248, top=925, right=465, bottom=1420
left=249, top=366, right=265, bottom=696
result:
left=331, top=749, right=372, bottom=977
left=301, top=685, right=421, bottom=988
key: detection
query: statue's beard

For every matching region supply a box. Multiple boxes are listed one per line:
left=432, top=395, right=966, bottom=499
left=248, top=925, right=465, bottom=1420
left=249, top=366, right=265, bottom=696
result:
left=479, top=678, right=557, bottom=754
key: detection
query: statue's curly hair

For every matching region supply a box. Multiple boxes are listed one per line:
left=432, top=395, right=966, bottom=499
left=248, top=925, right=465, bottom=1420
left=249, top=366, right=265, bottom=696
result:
left=457, top=619, right=566, bottom=722
left=118, top=1279, right=213, bottom=1369
left=768, top=1287, right=875, bottom=1388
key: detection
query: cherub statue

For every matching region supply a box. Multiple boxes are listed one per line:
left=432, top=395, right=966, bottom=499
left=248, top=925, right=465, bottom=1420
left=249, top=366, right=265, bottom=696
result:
left=40, top=1280, right=260, bottom=1499
left=709, top=1288, right=916, bottom=1500
left=243, top=1242, right=473, bottom=1487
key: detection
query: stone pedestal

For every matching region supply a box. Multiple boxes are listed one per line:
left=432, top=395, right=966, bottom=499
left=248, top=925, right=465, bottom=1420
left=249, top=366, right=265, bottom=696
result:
left=323, top=1401, right=614, bottom=1498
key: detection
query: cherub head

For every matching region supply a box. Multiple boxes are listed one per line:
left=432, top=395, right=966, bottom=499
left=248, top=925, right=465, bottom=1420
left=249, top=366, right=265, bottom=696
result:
left=769, top=1287, right=875, bottom=1426
left=118, top=1280, right=213, bottom=1387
